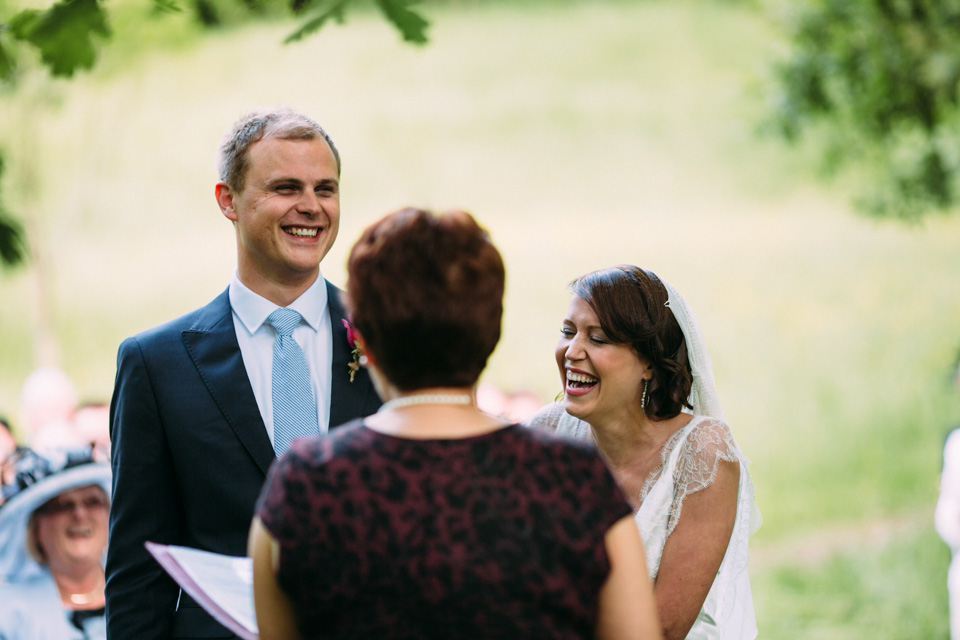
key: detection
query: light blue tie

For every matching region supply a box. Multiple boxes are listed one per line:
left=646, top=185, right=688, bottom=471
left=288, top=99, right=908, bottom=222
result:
left=266, top=308, right=319, bottom=456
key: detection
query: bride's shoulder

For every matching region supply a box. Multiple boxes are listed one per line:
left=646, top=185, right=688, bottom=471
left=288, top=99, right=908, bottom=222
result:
left=677, top=415, right=746, bottom=464
left=522, top=402, right=592, bottom=440
left=658, top=416, right=745, bottom=500
left=521, top=401, right=566, bottom=433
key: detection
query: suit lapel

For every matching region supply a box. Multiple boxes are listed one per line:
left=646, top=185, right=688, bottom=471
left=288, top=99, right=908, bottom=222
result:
left=181, top=289, right=275, bottom=475
left=326, top=281, right=380, bottom=428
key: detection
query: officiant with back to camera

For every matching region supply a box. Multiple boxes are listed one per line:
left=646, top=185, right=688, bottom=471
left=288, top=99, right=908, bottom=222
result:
left=249, top=208, right=663, bottom=640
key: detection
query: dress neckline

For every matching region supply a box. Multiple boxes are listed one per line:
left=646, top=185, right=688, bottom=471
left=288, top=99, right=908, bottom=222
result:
left=359, top=422, right=518, bottom=443
left=639, top=414, right=708, bottom=502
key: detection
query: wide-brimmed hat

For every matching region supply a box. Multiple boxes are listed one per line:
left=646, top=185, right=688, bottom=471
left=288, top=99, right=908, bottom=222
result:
left=0, top=447, right=111, bottom=582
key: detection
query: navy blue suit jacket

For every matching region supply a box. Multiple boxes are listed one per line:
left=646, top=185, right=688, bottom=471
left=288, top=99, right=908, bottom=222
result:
left=105, top=282, right=381, bottom=639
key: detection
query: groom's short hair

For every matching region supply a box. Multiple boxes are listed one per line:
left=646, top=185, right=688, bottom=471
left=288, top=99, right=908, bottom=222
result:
left=217, top=106, right=340, bottom=192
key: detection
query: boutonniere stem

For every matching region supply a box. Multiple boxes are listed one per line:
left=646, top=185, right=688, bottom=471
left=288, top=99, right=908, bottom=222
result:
left=342, top=318, right=362, bottom=383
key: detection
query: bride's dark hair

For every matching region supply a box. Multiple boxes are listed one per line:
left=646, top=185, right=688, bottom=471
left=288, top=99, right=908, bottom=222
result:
left=570, top=265, right=692, bottom=420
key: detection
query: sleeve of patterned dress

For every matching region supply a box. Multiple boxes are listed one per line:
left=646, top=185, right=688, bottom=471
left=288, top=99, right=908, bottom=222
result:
left=589, top=451, right=636, bottom=531
left=256, top=445, right=310, bottom=551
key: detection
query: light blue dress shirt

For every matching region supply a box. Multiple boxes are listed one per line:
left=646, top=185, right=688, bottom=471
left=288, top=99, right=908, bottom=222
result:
left=229, top=272, right=333, bottom=444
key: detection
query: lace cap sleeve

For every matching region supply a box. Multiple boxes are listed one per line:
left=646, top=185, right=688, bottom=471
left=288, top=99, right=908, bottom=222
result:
left=656, top=417, right=750, bottom=538
left=522, top=402, right=566, bottom=433
left=522, top=402, right=593, bottom=441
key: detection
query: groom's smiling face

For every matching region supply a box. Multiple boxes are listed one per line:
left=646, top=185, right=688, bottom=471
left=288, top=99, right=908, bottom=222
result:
left=218, top=136, right=341, bottom=294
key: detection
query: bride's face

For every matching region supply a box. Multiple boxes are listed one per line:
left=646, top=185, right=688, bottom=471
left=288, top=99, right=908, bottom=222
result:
left=555, top=295, right=651, bottom=427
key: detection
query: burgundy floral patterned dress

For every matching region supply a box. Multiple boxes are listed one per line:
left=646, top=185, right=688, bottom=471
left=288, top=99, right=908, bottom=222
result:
left=257, top=420, right=632, bottom=639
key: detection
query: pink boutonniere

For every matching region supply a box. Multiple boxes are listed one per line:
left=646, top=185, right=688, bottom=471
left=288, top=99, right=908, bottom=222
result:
left=342, top=318, right=362, bottom=383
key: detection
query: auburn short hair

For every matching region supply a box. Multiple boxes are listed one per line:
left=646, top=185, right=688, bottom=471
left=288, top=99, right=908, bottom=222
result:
left=347, top=208, right=505, bottom=391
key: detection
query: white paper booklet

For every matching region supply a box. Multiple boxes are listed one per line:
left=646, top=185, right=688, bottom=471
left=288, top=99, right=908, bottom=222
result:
left=146, top=541, right=259, bottom=640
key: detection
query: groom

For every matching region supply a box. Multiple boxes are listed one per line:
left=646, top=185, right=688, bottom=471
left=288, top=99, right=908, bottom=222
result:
left=105, top=107, right=381, bottom=639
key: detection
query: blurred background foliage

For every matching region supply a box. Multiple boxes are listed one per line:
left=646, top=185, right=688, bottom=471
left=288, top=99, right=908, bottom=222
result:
left=1, top=0, right=959, bottom=637
left=0, top=0, right=427, bottom=266
left=3, top=0, right=960, bottom=261
left=769, top=0, right=960, bottom=221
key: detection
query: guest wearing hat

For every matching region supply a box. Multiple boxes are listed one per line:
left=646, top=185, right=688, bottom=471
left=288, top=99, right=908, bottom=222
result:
left=0, top=448, right=110, bottom=640
left=0, top=416, right=23, bottom=500
left=0, top=416, right=16, bottom=461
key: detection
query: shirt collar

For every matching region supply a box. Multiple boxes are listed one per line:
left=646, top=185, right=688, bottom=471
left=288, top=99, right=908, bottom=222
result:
left=229, top=271, right=328, bottom=334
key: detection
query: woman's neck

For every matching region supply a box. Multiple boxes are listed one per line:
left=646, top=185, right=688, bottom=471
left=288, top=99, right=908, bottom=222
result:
left=52, top=565, right=105, bottom=609
left=589, top=411, right=694, bottom=510
left=587, top=407, right=656, bottom=467
left=365, top=386, right=508, bottom=439
left=589, top=410, right=692, bottom=470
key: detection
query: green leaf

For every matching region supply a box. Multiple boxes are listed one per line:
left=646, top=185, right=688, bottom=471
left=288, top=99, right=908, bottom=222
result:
left=8, top=10, right=42, bottom=39
left=9, top=0, right=111, bottom=78
left=0, top=154, right=26, bottom=268
left=0, top=212, right=26, bottom=268
left=769, top=0, right=960, bottom=220
left=375, top=0, right=428, bottom=45
left=151, top=0, right=184, bottom=14
left=284, top=1, right=347, bottom=44
left=0, top=37, right=15, bottom=82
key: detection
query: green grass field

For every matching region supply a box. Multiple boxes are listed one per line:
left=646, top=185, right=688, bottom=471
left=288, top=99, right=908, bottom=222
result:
left=2, top=1, right=959, bottom=636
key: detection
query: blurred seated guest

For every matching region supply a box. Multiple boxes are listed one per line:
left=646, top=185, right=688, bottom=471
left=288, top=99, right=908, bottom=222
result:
left=0, top=447, right=110, bottom=640
left=72, top=402, right=111, bottom=462
left=1, top=416, right=16, bottom=458
left=476, top=383, right=544, bottom=424
left=525, top=266, right=761, bottom=640
left=501, top=388, right=544, bottom=423
left=29, top=422, right=89, bottom=458
left=18, top=367, right=89, bottom=457
left=475, top=381, right=509, bottom=417
left=1, top=415, right=19, bottom=477
left=0, top=416, right=25, bottom=506
left=249, top=209, right=662, bottom=640
left=18, top=367, right=79, bottom=449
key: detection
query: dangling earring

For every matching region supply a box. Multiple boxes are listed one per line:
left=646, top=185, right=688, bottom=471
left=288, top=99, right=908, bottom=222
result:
left=641, top=379, right=649, bottom=411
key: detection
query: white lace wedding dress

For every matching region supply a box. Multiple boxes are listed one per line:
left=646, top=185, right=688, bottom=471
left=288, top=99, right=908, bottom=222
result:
left=526, top=403, right=761, bottom=640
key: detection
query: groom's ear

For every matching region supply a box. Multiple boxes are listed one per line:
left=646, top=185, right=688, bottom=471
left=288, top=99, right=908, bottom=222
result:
left=215, top=182, right=238, bottom=223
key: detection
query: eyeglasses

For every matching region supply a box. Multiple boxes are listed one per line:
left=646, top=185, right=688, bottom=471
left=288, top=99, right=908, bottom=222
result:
left=36, top=494, right=109, bottom=516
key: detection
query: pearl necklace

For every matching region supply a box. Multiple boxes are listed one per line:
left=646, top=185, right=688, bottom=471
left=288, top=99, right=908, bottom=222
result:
left=69, top=589, right=102, bottom=606
left=380, top=394, right=473, bottom=412
left=64, top=573, right=105, bottom=605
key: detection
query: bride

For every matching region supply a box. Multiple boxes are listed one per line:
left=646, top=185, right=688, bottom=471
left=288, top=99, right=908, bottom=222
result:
left=526, top=265, right=761, bottom=640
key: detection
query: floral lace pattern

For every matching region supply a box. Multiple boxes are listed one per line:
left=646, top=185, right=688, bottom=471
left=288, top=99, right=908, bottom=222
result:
left=524, top=403, right=762, bottom=639
left=524, top=402, right=573, bottom=436
left=525, top=406, right=759, bottom=548
left=640, top=416, right=750, bottom=541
